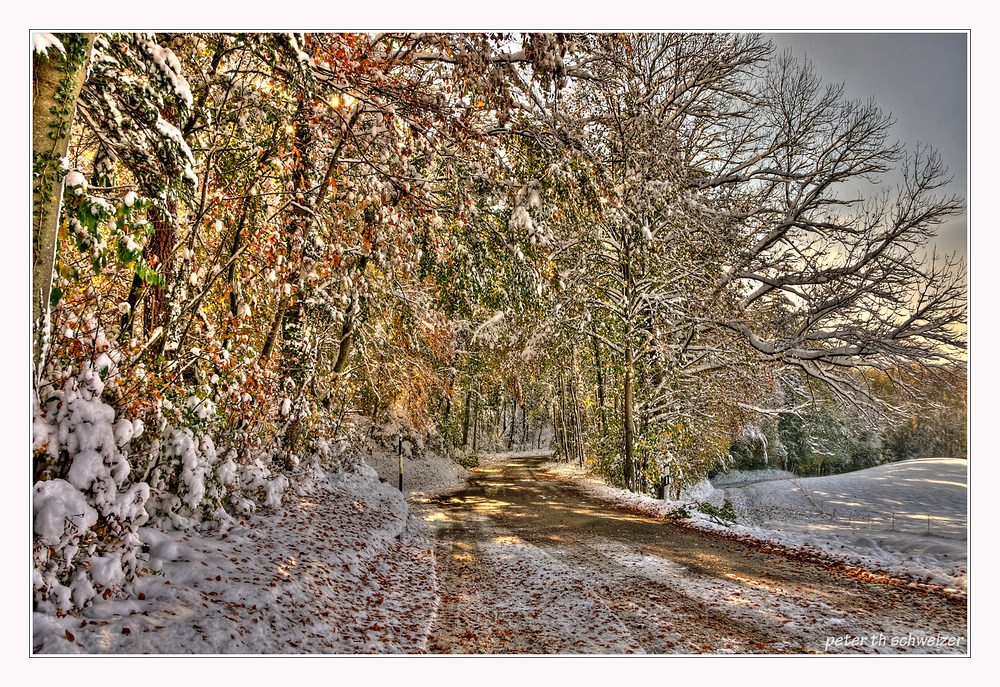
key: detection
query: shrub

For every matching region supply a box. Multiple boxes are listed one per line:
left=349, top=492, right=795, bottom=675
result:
left=696, top=499, right=737, bottom=526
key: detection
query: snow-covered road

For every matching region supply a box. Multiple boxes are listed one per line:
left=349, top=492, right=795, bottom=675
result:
left=420, top=455, right=968, bottom=654
left=31, top=449, right=969, bottom=657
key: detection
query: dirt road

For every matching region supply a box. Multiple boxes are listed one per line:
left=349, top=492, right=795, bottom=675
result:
left=418, top=454, right=967, bottom=654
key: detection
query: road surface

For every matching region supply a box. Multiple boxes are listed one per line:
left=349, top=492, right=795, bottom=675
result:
left=418, top=454, right=967, bottom=654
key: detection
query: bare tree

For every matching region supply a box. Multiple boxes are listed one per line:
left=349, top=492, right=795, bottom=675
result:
left=703, top=52, right=967, bottom=413
left=528, top=35, right=966, bottom=489
left=543, top=33, right=773, bottom=488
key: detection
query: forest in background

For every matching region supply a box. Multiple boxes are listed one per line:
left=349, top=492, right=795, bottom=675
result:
left=31, top=33, right=966, bottom=613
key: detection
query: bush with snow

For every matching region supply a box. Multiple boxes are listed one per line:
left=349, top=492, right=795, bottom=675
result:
left=33, top=359, right=150, bottom=614
left=32, top=330, right=296, bottom=613
left=134, top=403, right=297, bottom=530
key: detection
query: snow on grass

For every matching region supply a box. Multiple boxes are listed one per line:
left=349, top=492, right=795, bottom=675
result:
left=544, top=457, right=968, bottom=595
left=703, top=458, right=968, bottom=592
left=32, top=460, right=438, bottom=654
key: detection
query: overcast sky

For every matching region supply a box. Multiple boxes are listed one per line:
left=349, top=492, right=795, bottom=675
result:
left=766, top=32, right=968, bottom=259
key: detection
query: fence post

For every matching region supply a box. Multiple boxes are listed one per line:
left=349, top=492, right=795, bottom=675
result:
left=398, top=434, right=403, bottom=492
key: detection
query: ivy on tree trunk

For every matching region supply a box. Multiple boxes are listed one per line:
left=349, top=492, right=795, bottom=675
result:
left=31, top=33, right=96, bottom=368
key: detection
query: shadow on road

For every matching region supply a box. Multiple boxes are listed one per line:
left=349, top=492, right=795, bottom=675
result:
left=418, top=454, right=967, bottom=655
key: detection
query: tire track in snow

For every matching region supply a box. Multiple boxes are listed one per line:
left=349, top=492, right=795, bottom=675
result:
left=425, top=506, right=643, bottom=653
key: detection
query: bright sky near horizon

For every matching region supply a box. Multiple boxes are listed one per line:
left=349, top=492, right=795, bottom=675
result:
left=767, top=32, right=968, bottom=260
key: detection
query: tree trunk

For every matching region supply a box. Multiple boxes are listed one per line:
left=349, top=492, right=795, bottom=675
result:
left=507, top=398, right=517, bottom=450
left=119, top=202, right=176, bottom=347
left=32, top=33, right=96, bottom=368
left=570, top=376, right=584, bottom=466
left=554, top=383, right=563, bottom=457
left=461, top=388, right=472, bottom=447
left=472, top=385, right=480, bottom=452
left=275, top=97, right=318, bottom=459
left=624, top=345, right=636, bottom=490
left=120, top=272, right=145, bottom=342
left=259, top=296, right=287, bottom=363
left=141, top=204, right=178, bottom=341
left=227, top=199, right=250, bottom=318
left=591, top=334, right=607, bottom=432
left=331, top=310, right=355, bottom=375
left=329, top=252, right=367, bottom=377
left=557, top=377, right=570, bottom=461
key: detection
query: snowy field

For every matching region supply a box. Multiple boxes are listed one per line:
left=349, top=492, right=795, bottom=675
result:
left=709, top=458, right=968, bottom=591
left=548, top=457, right=968, bottom=595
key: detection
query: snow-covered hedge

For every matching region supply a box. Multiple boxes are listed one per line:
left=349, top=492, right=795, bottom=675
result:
left=33, top=356, right=150, bottom=614
left=32, top=334, right=296, bottom=614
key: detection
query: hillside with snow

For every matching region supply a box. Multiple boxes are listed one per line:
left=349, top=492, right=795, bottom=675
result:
left=707, top=458, right=967, bottom=591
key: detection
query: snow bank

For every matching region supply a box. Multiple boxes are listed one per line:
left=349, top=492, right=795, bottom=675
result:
left=363, top=438, right=470, bottom=498
left=32, top=459, right=437, bottom=654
